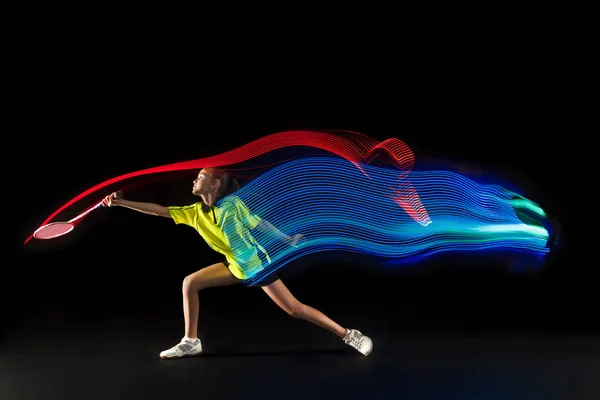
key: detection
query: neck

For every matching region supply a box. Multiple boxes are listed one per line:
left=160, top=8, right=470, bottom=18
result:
left=201, top=189, right=219, bottom=206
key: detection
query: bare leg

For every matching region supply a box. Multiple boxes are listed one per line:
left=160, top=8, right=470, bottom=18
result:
left=182, top=262, right=242, bottom=339
left=262, top=279, right=347, bottom=338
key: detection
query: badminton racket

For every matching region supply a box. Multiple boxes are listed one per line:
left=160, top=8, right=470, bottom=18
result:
left=33, top=191, right=123, bottom=240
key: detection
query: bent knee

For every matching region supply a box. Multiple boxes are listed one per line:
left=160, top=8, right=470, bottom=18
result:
left=182, top=274, right=202, bottom=292
left=287, top=302, right=307, bottom=318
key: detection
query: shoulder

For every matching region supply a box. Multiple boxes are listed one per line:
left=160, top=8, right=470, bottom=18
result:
left=222, top=195, right=251, bottom=207
left=169, top=202, right=204, bottom=212
left=220, top=195, right=240, bottom=207
left=219, top=196, right=250, bottom=214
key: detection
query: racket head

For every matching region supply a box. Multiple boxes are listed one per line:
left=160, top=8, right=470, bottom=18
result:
left=33, top=222, right=75, bottom=239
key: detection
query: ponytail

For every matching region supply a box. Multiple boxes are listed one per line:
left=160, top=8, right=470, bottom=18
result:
left=218, top=173, right=241, bottom=199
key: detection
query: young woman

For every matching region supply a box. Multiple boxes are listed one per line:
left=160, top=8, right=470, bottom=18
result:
left=102, top=167, right=373, bottom=358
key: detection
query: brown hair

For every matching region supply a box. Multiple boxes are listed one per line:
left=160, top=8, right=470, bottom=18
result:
left=201, top=167, right=241, bottom=211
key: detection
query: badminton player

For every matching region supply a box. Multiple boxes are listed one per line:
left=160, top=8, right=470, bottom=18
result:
left=102, top=167, right=373, bottom=358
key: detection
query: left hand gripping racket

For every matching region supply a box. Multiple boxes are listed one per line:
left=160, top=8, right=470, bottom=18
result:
left=33, top=191, right=123, bottom=240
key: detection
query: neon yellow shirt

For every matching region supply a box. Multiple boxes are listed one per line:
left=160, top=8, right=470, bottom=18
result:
left=168, top=196, right=269, bottom=280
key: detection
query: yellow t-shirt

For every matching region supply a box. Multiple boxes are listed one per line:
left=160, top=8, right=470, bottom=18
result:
left=168, top=196, right=268, bottom=280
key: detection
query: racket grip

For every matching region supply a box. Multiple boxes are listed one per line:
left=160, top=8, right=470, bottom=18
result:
left=96, top=191, right=124, bottom=209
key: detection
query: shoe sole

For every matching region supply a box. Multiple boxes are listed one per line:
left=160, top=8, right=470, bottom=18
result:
left=160, top=351, right=203, bottom=359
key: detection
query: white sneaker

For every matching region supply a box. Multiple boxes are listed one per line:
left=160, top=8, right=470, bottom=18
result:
left=343, top=329, right=373, bottom=356
left=159, top=337, right=203, bottom=359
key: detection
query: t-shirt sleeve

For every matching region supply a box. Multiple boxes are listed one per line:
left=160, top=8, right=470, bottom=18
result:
left=168, top=203, right=199, bottom=227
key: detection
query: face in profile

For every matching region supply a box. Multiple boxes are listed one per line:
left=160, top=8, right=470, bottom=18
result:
left=192, top=170, right=215, bottom=196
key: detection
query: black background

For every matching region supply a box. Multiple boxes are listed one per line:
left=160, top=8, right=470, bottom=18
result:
left=12, top=46, right=587, bottom=343
left=4, top=18, right=597, bottom=399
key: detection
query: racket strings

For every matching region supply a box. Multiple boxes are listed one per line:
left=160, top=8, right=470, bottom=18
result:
left=33, top=223, right=74, bottom=239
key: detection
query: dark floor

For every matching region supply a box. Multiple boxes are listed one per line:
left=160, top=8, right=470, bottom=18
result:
left=2, top=281, right=600, bottom=400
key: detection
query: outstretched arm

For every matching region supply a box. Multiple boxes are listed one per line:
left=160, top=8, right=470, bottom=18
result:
left=103, top=193, right=172, bottom=218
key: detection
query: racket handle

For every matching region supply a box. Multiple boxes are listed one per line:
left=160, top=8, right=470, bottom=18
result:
left=68, top=191, right=125, bottom=223
left=96, top=191, right=124, bottom=209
